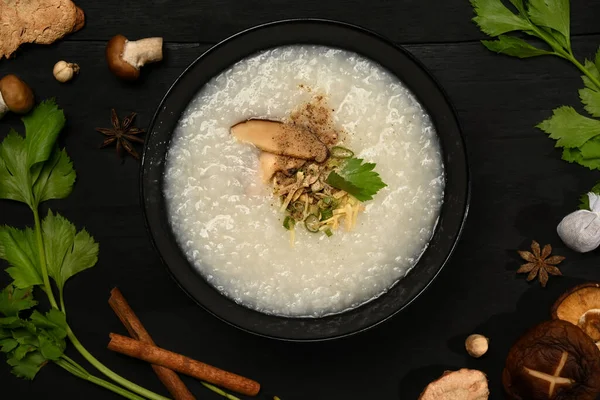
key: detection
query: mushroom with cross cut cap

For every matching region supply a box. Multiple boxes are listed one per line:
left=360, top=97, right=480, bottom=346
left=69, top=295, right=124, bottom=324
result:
left=503, top=319, right=600, bottom=399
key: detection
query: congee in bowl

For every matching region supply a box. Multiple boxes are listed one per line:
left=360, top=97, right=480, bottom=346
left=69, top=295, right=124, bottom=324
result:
left=142, top=19, right=468, bottom=340
left=163, top=45, right=445, bottom=317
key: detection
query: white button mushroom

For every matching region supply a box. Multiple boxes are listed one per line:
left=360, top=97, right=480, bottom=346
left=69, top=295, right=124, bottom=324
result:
left=105, top=34, right=163, bottom=80
left=0, top=74, right=34, bottom=119
left=53, top=61, right=80, bottom=83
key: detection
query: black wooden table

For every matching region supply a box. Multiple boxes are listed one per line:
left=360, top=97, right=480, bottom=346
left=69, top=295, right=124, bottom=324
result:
left=2, top=1, right=600, bottom=399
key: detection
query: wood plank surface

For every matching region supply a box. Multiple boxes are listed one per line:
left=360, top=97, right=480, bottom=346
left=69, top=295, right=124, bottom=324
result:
left=62, top=0, right=600, bottom=44
left=1, top=1, right=600, bottom=399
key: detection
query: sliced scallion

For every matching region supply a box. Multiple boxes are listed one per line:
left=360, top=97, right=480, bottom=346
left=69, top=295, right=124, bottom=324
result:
left=324, top=228, right=333, bottom=237
left=330, top=146, right=354, bottom=159
left=283, top=216, right=295, bottom=230
left=304, top=214, right=320, bottom=233
left=322, top=197, right=333, bottom=206
left=320, top=209, right=333, bottom=221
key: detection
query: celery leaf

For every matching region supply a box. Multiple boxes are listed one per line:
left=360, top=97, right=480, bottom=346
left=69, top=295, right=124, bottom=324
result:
left=471, top=0, right=531, bottom=37
left=0, top=286, right=37, bottom=318
left=482, top=35, right=553, bottom=58
left=23, top=100, right=66, bottom=169
left=0, top=226, right=42, bottom=288
left=537, top=106, right=600, bottom=148
left=42, top=211, right=98, bottom=293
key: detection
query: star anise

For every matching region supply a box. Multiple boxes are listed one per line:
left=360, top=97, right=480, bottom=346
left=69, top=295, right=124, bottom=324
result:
left=96, top=109, right=145, bottom=160
left=517, top=240, right=565, bottom=287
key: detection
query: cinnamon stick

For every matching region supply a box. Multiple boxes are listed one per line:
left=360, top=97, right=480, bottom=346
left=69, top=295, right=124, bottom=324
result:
left=108, top=288, right=195, bottom=400
left=108, top=333, right=261, bottom=396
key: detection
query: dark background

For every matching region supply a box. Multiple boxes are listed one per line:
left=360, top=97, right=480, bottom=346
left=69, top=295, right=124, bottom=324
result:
left=2, top=1, right=600, bottom=399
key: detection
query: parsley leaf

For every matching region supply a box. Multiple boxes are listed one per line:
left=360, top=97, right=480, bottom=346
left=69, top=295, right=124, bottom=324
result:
left=0, top=286, right=37, bottom=317
left=471, top=0, right=531, bottom=36
left=0, top=226, right=43, bottom=288
left=482, top=35, right=553, bottom=58
left=537, top=106, right=600, bottom=148
left=42, top=211, right=99, bottom=293
left=326, top=158, right=387, bottom=202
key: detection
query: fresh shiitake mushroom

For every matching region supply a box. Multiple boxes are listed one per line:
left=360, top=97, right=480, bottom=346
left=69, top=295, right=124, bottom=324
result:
left=419, top=368, right=489, bottom=400
left=106, top=34, right=163, bottom=80
left=552, top=283, right=600, bottom=341
left=503, top=319, right=600, bottom=400
left=0, top=74, right=34, bottom=118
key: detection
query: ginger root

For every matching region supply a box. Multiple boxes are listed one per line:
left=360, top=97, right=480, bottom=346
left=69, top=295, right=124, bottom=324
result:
left=0, top=0, right=85, bottom=59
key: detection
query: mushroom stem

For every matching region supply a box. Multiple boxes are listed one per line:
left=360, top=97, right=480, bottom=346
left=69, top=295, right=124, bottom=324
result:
left=0, top=92, right=8, bottom=118
left=122, top=38, right=163, bottom=69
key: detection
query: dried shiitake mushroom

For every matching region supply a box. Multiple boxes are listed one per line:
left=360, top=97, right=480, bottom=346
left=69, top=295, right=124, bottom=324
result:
left=419, top=369, right=489, bottom=400
left=552, top=283, right=600, bottom=341
left=503, top=319, right=600, bottom=400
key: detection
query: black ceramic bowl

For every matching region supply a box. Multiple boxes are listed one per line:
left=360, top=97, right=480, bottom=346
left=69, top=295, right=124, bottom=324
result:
left=141, top=19, right=469, bottom=341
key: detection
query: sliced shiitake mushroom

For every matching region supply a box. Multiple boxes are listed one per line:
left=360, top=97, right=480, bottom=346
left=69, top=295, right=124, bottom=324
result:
left=552, top=283, right=600, bottom=341
left=231, top=119, right=328, bottom=162
left=258, top=152, right=306, bottom=182
left=503, top=319, right=600, bottom=400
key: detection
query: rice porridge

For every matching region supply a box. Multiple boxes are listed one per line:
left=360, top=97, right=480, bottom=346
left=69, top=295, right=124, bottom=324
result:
left=164, top=45, right=444, bottom=317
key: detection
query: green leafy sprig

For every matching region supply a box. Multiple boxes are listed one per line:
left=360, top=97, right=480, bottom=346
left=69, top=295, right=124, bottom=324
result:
left=471, top=0, right=600, bottom=170
left=325, top=157, right=387, bottom=202
left=0, top=100, right=166, bottom=400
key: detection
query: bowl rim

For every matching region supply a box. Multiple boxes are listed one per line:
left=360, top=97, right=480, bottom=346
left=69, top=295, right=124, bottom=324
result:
left=140, top=18, right=470, bottom=342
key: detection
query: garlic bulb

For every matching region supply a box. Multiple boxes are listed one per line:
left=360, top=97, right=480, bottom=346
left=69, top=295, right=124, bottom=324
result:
left=53, top=61, right=79, bottom=83
left=557, top=193, right=600, bottom=253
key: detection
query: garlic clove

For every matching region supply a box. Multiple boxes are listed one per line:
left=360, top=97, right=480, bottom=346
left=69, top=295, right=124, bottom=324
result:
left=589, top=192, right=600, bottom=212
left=557, top=209, right=600, bottom=253
left=53, top=61, right=80, bottom=83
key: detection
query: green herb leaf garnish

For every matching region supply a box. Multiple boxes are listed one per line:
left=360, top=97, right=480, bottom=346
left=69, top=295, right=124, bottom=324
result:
left=0, top=226, right=43, bottom=288
left=0, top=101, right=172, bottom=399
left=325, top=157, right=387, bottom=202
left=537, top=106, right=600, bottom=149
left=42, top=211, right=99, bottom=293
left=471, top=1, right=600, bottom=170
left=0, top=286, right=37, bottom=318
left=0, top=284, right=67, bottom=379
